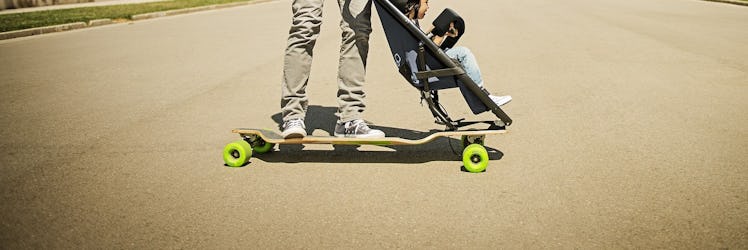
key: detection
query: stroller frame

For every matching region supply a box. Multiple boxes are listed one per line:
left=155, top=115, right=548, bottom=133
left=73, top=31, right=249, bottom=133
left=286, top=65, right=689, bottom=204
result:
left=374, top=0, right=512, bottom=131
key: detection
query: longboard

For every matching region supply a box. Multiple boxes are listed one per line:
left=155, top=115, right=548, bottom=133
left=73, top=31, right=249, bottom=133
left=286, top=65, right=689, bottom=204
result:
left=231, top=128, right=505, bottom=146
left=222, top=127, right=506, bottom=172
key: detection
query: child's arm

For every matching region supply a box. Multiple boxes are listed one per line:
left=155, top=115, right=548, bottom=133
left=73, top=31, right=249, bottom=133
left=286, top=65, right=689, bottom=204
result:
left=432, top=33, right=446, bottom=46
left=430, top=22, right=459, bottom=46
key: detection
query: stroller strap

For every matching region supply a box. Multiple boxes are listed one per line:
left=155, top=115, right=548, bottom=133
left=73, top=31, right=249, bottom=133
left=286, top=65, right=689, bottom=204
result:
left=415, top=67, right=465, bottom=80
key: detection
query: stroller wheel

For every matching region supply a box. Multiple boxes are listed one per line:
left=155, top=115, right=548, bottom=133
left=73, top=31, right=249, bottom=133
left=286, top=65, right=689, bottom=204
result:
left=463, top=144, right=489, bottom=173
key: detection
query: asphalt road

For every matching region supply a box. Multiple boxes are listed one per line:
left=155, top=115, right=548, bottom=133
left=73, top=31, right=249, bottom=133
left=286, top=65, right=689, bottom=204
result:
left=1, top=0, right=746, bottom=248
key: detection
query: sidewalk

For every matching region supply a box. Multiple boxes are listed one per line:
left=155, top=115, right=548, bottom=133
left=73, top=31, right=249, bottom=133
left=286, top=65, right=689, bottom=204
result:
left=0, top=0, right=274, bottom=40
left=0, top=0, right=170, bottom=15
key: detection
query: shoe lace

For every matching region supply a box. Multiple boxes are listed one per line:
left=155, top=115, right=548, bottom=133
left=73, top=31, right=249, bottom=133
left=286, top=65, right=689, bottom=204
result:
left=284, top=119, right=304, bottom=129
left=345, top=120, right=369, bottom=134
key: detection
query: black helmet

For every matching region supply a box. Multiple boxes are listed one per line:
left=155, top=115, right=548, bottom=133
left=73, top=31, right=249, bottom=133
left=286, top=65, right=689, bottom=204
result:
left=390, top=0, right=419, bottom=14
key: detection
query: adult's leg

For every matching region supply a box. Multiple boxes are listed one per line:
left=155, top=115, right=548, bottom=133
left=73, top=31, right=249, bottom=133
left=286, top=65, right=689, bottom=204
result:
left=335, top=0, right=372, bottom=122
left=280, top=0, right=324, bottom=122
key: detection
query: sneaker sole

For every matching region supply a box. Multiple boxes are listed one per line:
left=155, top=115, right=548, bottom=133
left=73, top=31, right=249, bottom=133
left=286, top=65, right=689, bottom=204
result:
left=497, top=99, right=512, bottom=106
left=333, top=132, right=385, bottom=139
left=283, top=133, right=306, bottom=139
left=282, top=128, right=307, bottom=139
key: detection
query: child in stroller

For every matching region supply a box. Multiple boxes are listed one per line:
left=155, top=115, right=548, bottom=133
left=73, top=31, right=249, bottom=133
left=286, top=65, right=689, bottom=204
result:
left=374, top=0, right=513, bottom=129
left=392, top=0, right=512, bottom=107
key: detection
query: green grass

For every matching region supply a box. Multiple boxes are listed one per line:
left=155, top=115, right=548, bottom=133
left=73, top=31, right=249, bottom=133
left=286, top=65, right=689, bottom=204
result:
left=0, top=0, right=254, bottom=32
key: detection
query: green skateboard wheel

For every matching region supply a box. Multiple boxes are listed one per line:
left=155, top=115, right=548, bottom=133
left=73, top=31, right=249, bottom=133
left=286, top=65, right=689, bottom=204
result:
left=463, top=144, right=489, bottom=173
left=252, top=139, right=275, bottom=154
left=223, top=140, right=253, bottom=167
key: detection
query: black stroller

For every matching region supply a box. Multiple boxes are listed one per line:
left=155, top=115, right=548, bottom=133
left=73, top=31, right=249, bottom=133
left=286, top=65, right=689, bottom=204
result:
left=373, top=0, right=512, bottom=131
left=223, top=0, right=513, bottom=172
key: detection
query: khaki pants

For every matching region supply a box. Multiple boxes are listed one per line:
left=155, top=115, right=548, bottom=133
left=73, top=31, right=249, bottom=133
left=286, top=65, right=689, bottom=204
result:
left=280, top=0, right=372, bottom=123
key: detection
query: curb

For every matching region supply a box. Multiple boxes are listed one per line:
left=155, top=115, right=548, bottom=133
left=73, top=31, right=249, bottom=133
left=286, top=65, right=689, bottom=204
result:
left=702, top=0, right=748, bottom=6
left=0, top=0, right=275, bottom=40
left=0, top=22, right=87, bottom=40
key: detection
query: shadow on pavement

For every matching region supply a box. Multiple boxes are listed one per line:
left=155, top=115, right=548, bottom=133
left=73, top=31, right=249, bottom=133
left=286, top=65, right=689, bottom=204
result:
left=255, top=105, right=504, bottom=164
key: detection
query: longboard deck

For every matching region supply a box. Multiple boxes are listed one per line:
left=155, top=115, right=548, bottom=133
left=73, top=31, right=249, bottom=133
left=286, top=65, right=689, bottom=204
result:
left=232, top=128, right=506, bottom=146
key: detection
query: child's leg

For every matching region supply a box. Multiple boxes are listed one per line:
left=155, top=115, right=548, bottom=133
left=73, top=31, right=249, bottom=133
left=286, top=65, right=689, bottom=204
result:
left=446, top=46, right=512, bottom=107
left=444, top=46, right=483, bottom=88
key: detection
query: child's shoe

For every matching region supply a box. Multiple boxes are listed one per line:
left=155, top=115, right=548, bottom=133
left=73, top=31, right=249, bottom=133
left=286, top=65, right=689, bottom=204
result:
left=489, top=95, right=512, bottom=106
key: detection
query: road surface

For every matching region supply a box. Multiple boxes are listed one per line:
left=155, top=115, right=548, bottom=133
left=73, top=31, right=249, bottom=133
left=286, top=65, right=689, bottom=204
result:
left=1, top=0, right=746, bottom=248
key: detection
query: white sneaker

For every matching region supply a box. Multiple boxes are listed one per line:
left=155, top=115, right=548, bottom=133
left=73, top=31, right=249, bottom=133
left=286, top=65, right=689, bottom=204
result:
left=334, top=119, right=385, bottom=138
left=489, top=95, right=512, bottom=106
left=281, top=118, right=307, bottom=139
